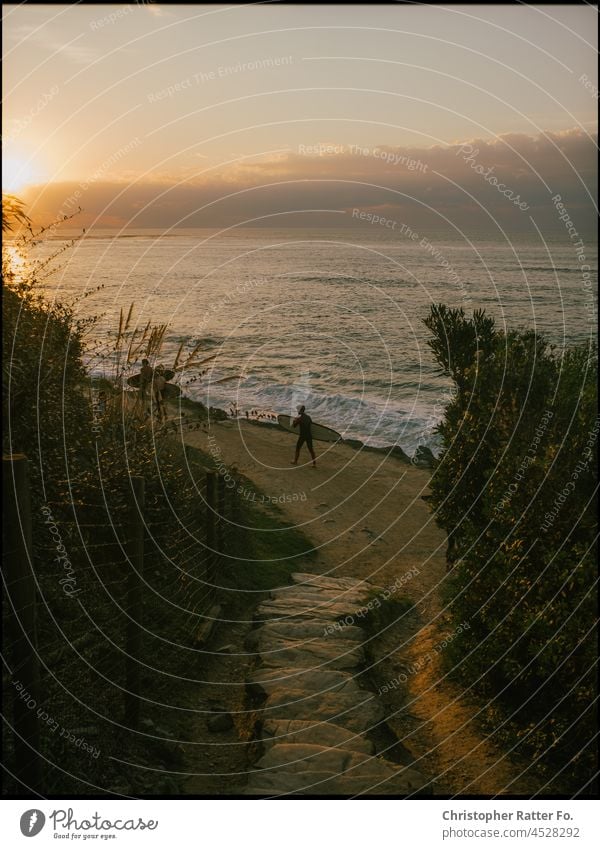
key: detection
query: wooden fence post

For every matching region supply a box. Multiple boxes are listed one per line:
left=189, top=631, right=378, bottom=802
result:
left=206, top=470, right=217, bottom=589
left=217, top=474, right=225, bottom=555
left=125, top=475, right=144, bottom=728
left=2, top=454, right=42, bottom=791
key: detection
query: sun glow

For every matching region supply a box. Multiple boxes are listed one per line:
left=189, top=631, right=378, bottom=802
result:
left=2, top=155, right=45, bottom=193
left=3, top=245, right=29, bottom=285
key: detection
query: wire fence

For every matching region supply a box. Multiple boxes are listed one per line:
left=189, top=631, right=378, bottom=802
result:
left=2, top=453, right=238, bottom=796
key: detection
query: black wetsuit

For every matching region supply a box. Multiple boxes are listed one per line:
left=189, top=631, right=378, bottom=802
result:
left=296, top=412, right=313, bottom=451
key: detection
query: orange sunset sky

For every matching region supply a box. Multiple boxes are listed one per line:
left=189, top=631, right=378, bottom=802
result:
left=3, top=3, right=598, bottom=231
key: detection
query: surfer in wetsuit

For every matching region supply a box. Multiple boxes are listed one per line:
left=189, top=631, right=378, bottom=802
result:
left=152, top=364, right=167, bottom=423
left=139, top=359, right=154, bottom=416
left=291, top=405, right=317, bottom=468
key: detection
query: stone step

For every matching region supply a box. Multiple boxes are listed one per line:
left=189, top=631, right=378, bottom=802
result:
left=256, top=598, right=367, bottom=623
left=256, top=640, right=365, bottom=671
left=256, top=742, right=373, bottom=773
left=249, top=666, right=367, bottom=699
left=253, top=619, right=365, bottom=643
left=260, top=718, right=375, bottom=756
left=291, top=573, right=371, bottom=591
left=244, top=570, right=429, bottom=797
left=270, top=586, right=372, bottom=606
left=244, top=761, right=427, bottom=796
left=262, top=687, right=384, bottom=734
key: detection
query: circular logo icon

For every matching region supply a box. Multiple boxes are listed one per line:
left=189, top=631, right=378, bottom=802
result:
left=20, top=810, right=46, bottom=837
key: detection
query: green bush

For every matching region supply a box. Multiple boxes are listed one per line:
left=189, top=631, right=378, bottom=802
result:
left=424, top=304, right=597, bottom=792
left=1, top=198, right=232, bottom=794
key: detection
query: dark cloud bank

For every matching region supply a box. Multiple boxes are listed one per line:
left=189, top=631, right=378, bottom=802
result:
left=24, top=129, right=597, bottom=237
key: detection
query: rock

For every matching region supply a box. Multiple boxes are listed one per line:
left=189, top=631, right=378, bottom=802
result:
left=260, top=719, right=375, bottom=755
left=244, top=630, right=261, bottom=652
left=216, top=643, right=237, bottom=654
left=148, top=740, right=185, bottom=767
left=274, top=582, right=371, bottom=603
left=255, top=638, right=365, bottom=671
left=180, top=398, right=208, bottom=419
left=207, top=712, right=234, bottom=732
left=358, top=443, right=411, bottom=464
left=155, top=726, right=175, bottom=739
left=342, top=438, right=364, bottom=450
left=267, top=587, right=369, bottom=609
left=387, top=444, right=412, bottom=464
left=256, top=618, right=366, bottom=643
left=195, top=604, right=222, bottom=646
left=291, top=573, right=366, bottom=592
left=249, top=666, right=365, bottom=699
left=243, top=569, right=430, bottom=797
left=412, top=445, right=438, bottom=469
left=244, top=760, right=427, bottom=796
left=256, top=742, right=373, bottom=774
left=256, top=586, right=371, bottom=623
left=262, top=688, right=384, bottom=734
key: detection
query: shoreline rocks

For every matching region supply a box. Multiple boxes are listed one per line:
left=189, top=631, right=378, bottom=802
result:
left=412, top=445, right=438, bottom=469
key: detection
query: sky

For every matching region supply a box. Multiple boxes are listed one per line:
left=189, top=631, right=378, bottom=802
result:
left=2, top=3, right=598, bottom=231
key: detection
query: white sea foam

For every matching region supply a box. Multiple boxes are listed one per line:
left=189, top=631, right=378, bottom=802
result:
left=38, top=228, right=597, bottom=457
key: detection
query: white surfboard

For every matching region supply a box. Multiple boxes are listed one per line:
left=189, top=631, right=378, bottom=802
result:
left=277, top=413, right=341, bottom=443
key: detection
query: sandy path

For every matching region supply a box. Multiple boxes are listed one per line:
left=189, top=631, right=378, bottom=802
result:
left=184, top=420, right=445, bottom=601
left=181, top=419, right=540, bottom=795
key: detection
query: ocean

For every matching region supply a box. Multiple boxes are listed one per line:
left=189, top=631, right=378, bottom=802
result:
left=21, top=227, right=598, bottom=455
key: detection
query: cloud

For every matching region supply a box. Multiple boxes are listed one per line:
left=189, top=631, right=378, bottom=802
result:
left=6, top=23, right=100, bottom=66
left=21, top=128, right=597, bottom=233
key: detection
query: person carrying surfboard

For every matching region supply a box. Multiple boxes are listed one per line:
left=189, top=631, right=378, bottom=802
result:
left=291, top=405, right=317, bottom=468
left=139, top=359, right=153, bottom=408
left=152, top=363, right=167, bottom=423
